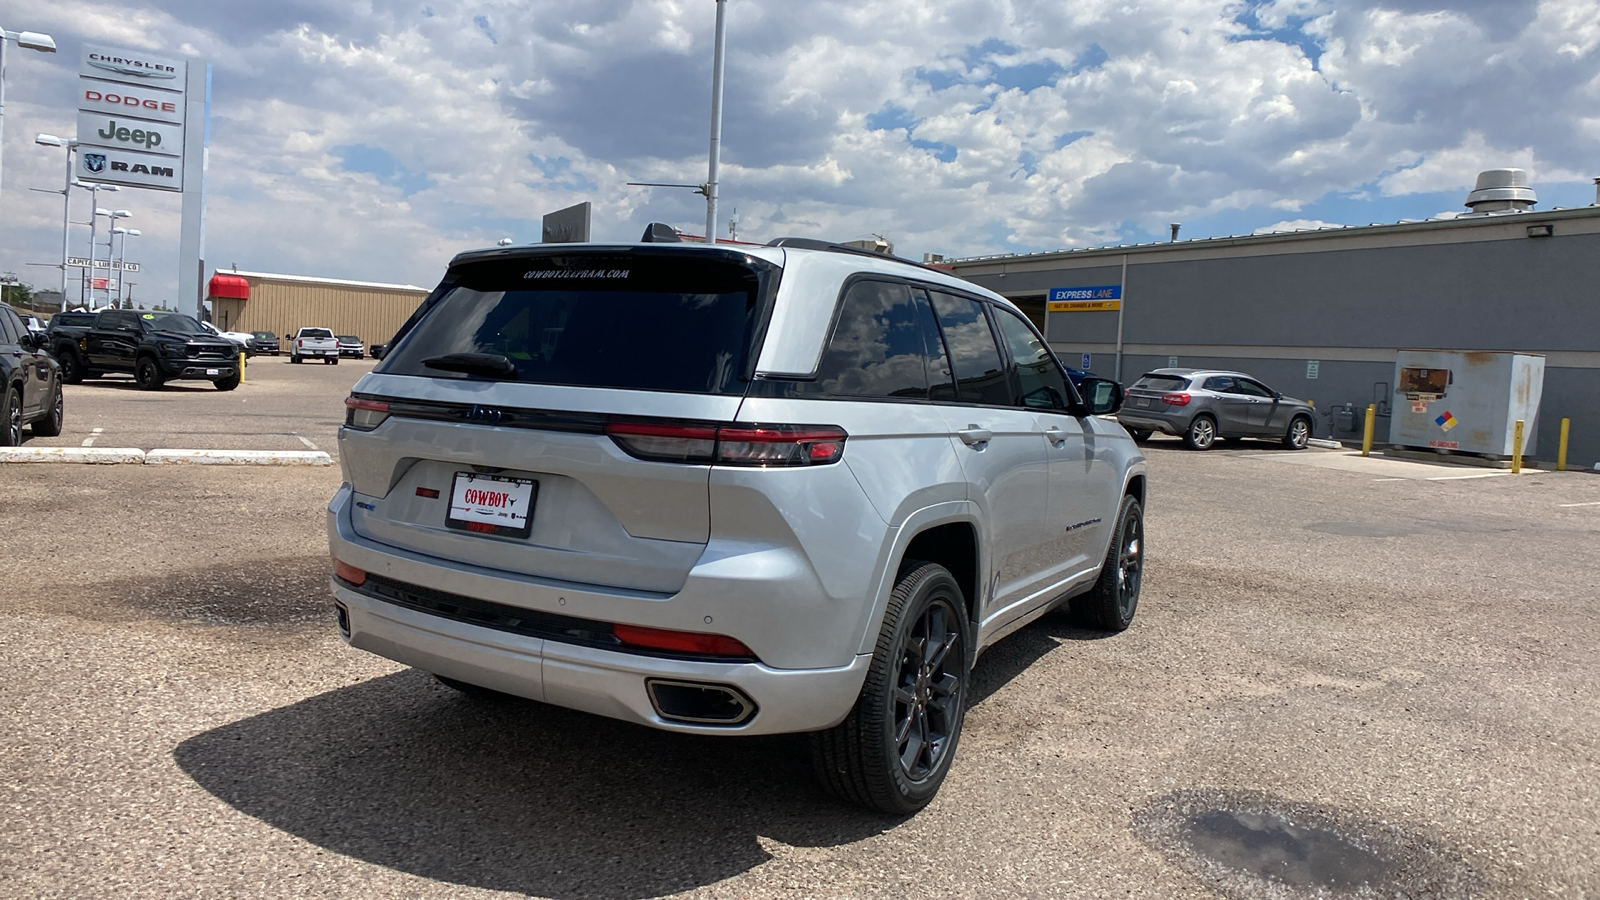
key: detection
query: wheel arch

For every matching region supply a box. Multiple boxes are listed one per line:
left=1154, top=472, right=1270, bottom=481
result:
left=899, top=521, right=980, bottom=630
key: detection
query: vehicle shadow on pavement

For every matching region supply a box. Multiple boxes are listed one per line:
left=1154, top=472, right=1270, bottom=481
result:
left=173, top=669, right=891, bottom=899
left=967, top=613, right=1117, bottom=707
left=83, top=380, right=215, bottom=393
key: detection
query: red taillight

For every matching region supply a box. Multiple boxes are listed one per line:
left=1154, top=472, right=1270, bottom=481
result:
left=613, top=623, right=755, bottom=658
left=606, top=421, right=847, bottom=466
left=333, top=560, right=367, bottom=587
left=604, top=422, right=718, bottom=463
left=415, top=487, right=440, bottom=499
left=1161, top=392, right=1192, bottom=406
left=344, top=395, right=391, bottom=430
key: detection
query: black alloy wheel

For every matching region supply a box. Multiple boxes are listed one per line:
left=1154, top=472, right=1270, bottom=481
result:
left=135, top=357, right=165, bottom=391
left=2, top=388, right=21, bottom=446
left=812, top=561, right=971, bottom=815
left=59, top=350, right=83, bottom=385
left=892, top=596, right=965, bottom=783
left=32, top=384, right=64, bottom=437
left=1069, top=494, right=1145, bottom=631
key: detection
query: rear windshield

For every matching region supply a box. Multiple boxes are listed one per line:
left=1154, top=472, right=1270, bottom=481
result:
left=380, top=253, right=776, bottom=395
left=300, top=328, right=334, bottom=339
left=1131, top=373, right=1189, bottom=392
left=53, top=313, right=97, bottom=328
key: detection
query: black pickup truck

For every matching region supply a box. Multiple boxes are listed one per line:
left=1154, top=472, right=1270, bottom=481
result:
left=76, top=309, right=241, bottom=390
left=44, top=311, right=99, bottom=384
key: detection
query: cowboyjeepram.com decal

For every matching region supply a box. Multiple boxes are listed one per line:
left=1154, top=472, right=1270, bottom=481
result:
left=522, top=269, right=630, bottom=280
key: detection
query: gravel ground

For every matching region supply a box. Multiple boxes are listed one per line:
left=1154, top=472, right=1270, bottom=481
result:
left=2, top=434, right=1597, bottom=898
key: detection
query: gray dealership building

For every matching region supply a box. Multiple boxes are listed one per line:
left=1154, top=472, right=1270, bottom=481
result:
left=945, top=173, right=1600, bottom=468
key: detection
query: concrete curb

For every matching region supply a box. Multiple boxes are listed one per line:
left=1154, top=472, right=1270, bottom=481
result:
left=1306, top=438, right=1344, bottom=450
left=0, top=447, right=146, bottom=464
left=144, top=449, right=333, bottom=466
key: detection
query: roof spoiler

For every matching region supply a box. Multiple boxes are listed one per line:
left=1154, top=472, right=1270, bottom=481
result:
left=640, top=222, right=682, bottom=243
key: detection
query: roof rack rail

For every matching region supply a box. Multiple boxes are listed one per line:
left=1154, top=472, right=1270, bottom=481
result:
left=763, top=237, right=950, bottom=274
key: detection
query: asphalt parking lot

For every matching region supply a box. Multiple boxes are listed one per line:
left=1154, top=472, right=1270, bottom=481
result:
left=3, top=372, right=1598, bottom=898
left=20, top=353, right=372, bottom=454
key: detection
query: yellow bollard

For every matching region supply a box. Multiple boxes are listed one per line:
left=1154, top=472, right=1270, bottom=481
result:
left=239, top=351, right=247, bottom=383
left=1558, top=418, right=1570, bottom=472
left=1512, top=419, right=1524, bottom=474
left=1361, top=404, right=1376, bottom=457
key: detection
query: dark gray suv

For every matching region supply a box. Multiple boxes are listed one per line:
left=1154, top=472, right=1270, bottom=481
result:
left=1118, top=368, right=1315, bottom=450
left=328, top=235, right=1150, bottom=813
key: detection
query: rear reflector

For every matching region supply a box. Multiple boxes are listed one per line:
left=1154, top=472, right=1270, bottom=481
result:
left=613, top=623, right=755, bottom=658
left=606, top=421, right=847, bottom=466
left=415, top=487, right=440, bottom=498
left=344, top=396, right=391, bottom=430
left=333, top=560, right=367, bottom=587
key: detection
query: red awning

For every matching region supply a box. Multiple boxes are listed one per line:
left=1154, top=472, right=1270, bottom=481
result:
left=208, top=273, right=250, bottom=300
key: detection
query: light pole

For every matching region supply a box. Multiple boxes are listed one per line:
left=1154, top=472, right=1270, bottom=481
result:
left=112, top=226, right=139, bottom=305
left=72, top=182, right=118, bottom=306
left=0, top=26, right=57, bottom=224
left=704, top=0, right=728, bottom=245
left=35, top=134, right=77, bottom=309
left=89, top=207, right=130, bottom=308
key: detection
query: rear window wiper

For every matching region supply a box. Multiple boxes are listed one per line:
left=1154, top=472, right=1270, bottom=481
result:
left=422, top=353, right=518, bottom=379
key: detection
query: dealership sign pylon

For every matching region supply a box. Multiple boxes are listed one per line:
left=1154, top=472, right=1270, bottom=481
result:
left=75, top=44, right=210, bottom=315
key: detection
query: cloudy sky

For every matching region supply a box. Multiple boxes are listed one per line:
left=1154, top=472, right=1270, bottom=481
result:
left=1, top=0, right=1597, bottom=306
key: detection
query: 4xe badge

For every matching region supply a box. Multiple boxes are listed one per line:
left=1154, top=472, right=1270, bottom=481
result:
left=84, top=153, right=107, bottom=173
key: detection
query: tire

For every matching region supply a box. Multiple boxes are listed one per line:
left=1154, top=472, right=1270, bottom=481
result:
left=1067, top=495, right=1145, bottom=632
left=1127, top=428, right=1152, bottom=442
left=213, top=373, right=241, bottom=391
left=1, top=387, right=21, bottom=447
left=1183, top=414, right=1217, bottom=450
left=1282, top=415, right=1312, bottom=450
left=331, top=357, right=340, bottom=365
left=811, top=561, right=971, bottom=815
left=31, top=383, right=64, bottom=437
left=434, top=674, right=518, bottom=700
left=290, top=354, right=302, bottom=364
left=58, top=349, right=85, bottom=385
left=134, top=356, right=165, bottom=391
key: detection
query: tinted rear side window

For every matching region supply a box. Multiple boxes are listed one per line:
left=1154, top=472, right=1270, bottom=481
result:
left=927, top=291, right=1010, bottom=405
left=0, top=310, right=19, bottom=345
left=801, top=280, right=930, bottom=400
left=1132, top=374, right=1189, bottom=392
left=382, top=253, right=773, bottom=395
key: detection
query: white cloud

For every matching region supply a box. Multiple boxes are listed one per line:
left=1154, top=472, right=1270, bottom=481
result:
left=0, top=0, right=1596, bottom=304
left=1254, top=218, right=1340, bottom=233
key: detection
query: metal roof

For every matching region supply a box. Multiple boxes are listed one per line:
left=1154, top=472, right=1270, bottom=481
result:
left=944, top=204, right=1600, bottom=266
left=222, top=269, right=430, bottom=292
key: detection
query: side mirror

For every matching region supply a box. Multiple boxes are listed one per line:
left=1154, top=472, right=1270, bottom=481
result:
left=1078, top=376, right=1124, bottom=416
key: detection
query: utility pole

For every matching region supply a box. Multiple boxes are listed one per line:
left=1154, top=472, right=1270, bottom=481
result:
left=704, top=0, right=728, bottom=244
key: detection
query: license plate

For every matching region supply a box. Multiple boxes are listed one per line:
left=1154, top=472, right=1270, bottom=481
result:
left=1135, top=397, right=1150, bottom=408
left=206, top=368, right=219, bottom=376
left=447, top=472, right=537, bottom=538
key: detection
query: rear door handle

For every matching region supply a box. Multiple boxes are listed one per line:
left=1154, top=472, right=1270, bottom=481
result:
left=958, top=425, right=992, bottom=446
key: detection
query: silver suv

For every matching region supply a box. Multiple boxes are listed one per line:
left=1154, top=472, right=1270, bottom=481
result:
left=327, top=235, right=1148, bottom=813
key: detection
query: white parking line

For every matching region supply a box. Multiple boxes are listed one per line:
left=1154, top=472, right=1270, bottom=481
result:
left=1558, top=501, right=1600, bottom=508
left=1372, top=477, right=1406, bottom=482
left=295, top=435, right=317, bottom=449
left=1426, top=472, right=1513, bottom=481
left=81, top=427, right=104, bottom=448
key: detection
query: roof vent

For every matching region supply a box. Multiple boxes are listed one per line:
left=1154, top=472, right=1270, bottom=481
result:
left=1464, top=168, right=1537, bottom=213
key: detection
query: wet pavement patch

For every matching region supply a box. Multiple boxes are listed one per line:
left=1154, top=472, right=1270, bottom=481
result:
left=1135, top=789, right=1488, bottom=898
left=113, top=556, right=332, bottom=627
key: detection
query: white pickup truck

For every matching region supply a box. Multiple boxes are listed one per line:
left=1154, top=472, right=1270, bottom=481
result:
left=287, top=327, right=341, bottom=364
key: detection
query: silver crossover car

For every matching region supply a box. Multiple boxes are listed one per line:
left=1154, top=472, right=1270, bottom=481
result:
left=327, top=233, right=1149, bottom=813
left=1117, top=368, right=1315, bottom=450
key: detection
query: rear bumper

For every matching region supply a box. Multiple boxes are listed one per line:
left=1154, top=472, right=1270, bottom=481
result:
left=331, top=579, right=870, bottom=735
left=1115, top=412, right=1183, bottom=435
left=325, top=486, right=873, bottom=735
